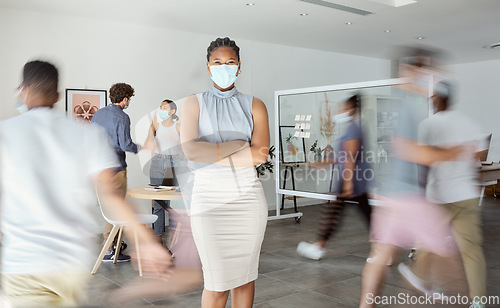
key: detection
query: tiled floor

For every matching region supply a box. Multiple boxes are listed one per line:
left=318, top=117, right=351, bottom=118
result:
left=88, top=196, right=500, bottom=307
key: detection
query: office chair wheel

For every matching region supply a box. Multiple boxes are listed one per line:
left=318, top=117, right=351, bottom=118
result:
left=295, top=216, right=301, bottom=223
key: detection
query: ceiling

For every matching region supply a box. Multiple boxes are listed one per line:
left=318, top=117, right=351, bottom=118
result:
left=1, top=0, right=500, bottom=64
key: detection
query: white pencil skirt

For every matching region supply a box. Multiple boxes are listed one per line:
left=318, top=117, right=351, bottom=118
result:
left=190, top=166, right=268, bottom=291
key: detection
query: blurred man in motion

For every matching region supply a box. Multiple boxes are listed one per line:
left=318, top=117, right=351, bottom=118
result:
left=0, top=60, right=172, bottom=307
left=359, top=47, right=465, bottom=308
left=398, top=80, right=488, bottom=308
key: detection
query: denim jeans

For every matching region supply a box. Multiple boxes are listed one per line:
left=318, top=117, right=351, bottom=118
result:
left=149, top=154, right=178, bottom=236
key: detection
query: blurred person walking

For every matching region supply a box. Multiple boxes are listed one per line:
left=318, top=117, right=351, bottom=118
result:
left=297, top=94, right=372, bottom=260
left=359, top=47, right=465, bottom=308
left=398, top=80, right=488, bottom=308
left=181, top=37, right=270, bottom=308
left=0, top=60, right=172, bottom=307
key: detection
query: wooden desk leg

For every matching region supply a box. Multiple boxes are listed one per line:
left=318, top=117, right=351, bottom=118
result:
left=134, top=229, right=142, bottom=277
left=479, top=185, right=486, bottom=206
left=113, top=226, right=125, bottom=264
left=91, top=225, right=119, bottom=274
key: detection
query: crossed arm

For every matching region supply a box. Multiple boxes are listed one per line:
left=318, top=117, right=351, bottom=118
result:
left=180, top=95, right=270, bottom=167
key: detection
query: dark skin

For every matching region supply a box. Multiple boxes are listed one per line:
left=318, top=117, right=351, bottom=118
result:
left=180, top=45, right=270, bottom=308
left=181, top=46, right=270, bottom=167
left=206, top=47, right=241, bottom=91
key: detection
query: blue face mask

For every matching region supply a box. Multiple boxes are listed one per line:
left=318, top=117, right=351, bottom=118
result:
left=123, top=98, right=130, bottom=110
left=158, top=110, right=170, bottom=121
left=209, top=64, right=239, bottom=89
left=333, top=111, right=353, bottom=124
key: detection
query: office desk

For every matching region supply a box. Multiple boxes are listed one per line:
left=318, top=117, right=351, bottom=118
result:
left=127, top=185, right=183, bottom=201
left=479, top=163, right=500, bottom=205
left=479, top=163, right=500, bottom=182
left=127, top=185, right=184, bottom=248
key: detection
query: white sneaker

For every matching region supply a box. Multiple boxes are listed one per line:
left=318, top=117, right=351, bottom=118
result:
left=366, top=253, right=392, bottom=266
left=398, top=263, right=428, bottom=292
left=398, top=263, right=447, bottom=301
left=296, top=242, right=325, bottom=260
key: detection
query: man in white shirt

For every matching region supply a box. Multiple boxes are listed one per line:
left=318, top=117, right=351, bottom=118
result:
left=399, top=81, right=487, bottom=307
left=0, top=60, right=172, bottom=307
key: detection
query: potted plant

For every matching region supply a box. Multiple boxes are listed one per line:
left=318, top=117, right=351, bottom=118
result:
left=255, top=145, right=275, bottom=177
left=320, top=93, right=335, bottom=161
left=285, top=133, right=299, bottom=156
left=310, top=140, right=324, bottom=162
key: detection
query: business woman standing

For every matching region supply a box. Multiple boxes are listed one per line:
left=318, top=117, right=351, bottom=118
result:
left=180, top=37, right=269, bottom=308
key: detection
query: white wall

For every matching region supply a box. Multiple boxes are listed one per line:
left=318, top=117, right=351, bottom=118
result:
left=451, top=59, right=500, bottom=161
left=0, top=7, right=391, bottom=214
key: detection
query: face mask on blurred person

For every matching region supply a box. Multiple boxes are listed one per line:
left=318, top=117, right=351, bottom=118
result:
left=158, top=110, right=170, bottom=121
left=333, top=111, right=353, bottom=124
left=15, top=87, right=29, bottom=114
left=209, top=65, right=239, bottom=89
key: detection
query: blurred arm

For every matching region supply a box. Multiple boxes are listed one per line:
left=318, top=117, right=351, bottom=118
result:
left=338, top=138, right=360, bottom=198
left=476, top=149, right=488, bottom=162
left=393, top=136, right=464, bottom=166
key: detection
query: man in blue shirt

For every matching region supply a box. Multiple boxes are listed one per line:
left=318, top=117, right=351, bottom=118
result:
left=92, top=83, right=152, bottom=262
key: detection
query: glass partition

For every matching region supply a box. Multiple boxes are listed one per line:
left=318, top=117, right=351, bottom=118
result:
left=275, top=78, right=431, bottom=200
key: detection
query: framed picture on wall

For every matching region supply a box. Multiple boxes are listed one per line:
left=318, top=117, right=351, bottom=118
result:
left=279, top=126, right=306, bottom=163
left=65, top=89, right=107, bottom=123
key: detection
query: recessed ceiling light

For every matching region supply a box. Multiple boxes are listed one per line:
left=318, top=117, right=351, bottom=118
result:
left=246, top=3, right=255, bottom=6
left=487, top=42, right=500, bottom=49
left=300, top=13, right=308, bottom=16
left=384, top=29, right=391, bottom=33
left=416, top=36, right=425, bottom=40
left=345, top=22, right=352, bottom=25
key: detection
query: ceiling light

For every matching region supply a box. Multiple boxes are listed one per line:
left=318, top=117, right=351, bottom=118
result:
left=345, top=22, right=352, bottom=25
left=299, top=0, right=373, bottom=16
left=384, top=29, right=391, bottom=33
left=368, top=0, right=417, bottom=7
left=300, top=13, right=308, bottom=16
left=246, top=3, right=255, bottom=6
left=487, top=42, right=500, bottom=49
left=416, top=36, right=425, bottom=40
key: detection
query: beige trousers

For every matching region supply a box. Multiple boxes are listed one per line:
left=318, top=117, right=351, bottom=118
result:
left=414, top=198, right=487, bottom=298
left=102, top=169, right=127, bottom=251
left=2, top=272, right=89, bottom=307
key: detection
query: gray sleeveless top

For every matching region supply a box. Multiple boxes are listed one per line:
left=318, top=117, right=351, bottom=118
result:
left=189, top=86, right=254, bottom=170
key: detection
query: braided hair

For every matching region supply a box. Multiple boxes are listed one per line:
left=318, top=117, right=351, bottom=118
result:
left=206, top=37, right=240, bottom=62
